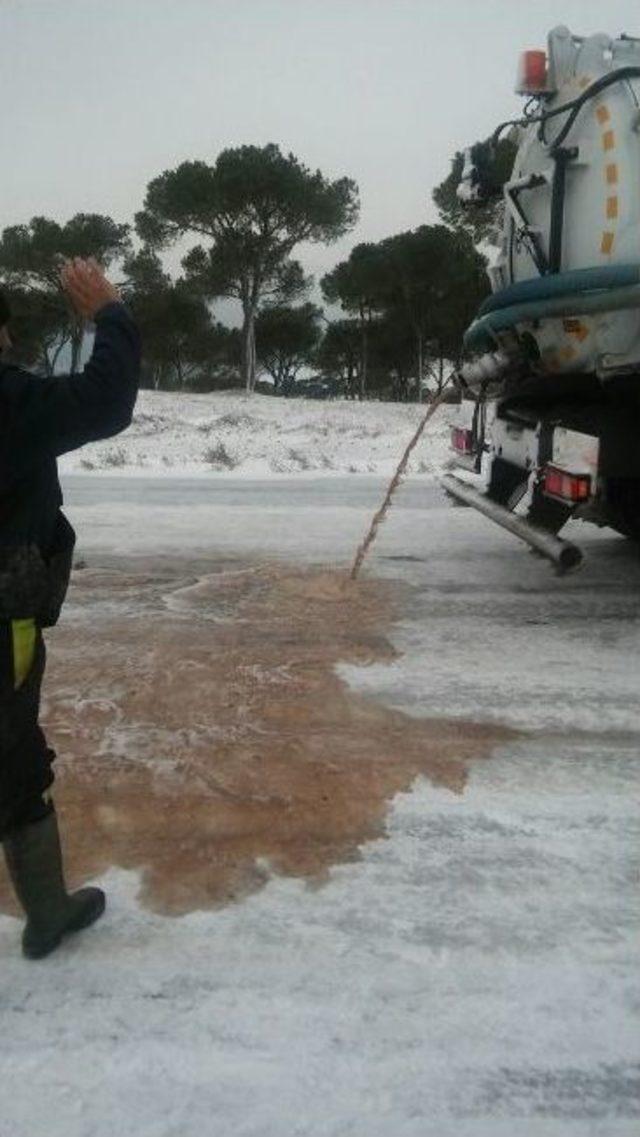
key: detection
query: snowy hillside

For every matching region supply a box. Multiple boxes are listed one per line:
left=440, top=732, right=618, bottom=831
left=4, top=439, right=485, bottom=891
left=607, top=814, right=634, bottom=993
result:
left=57, top=390, right=454, bottom=478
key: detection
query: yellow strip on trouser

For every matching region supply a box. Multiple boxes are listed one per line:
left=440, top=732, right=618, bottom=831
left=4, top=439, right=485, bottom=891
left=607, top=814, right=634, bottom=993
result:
left=11, top=618, right=37, bottom=690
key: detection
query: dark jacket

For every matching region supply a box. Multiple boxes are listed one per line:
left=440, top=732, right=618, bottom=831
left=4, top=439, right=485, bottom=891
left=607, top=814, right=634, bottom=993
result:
left=0, top=302, right=141, bottom=624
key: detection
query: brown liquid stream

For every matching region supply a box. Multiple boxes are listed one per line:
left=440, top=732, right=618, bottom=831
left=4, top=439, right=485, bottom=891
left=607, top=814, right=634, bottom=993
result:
left=0, top=555, right=513, bottom=916
left=350, top=393, right=448, bottom=580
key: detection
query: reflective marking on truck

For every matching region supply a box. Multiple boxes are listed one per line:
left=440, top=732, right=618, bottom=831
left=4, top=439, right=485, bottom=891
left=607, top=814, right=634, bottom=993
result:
left=606, top=196, right=619, bottom=219
left=598, top=105, right=617, bottom=256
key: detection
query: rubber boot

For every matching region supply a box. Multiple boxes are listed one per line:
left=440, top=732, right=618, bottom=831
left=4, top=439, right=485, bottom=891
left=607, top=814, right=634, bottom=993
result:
left=2, top=809, right=105, bottom=960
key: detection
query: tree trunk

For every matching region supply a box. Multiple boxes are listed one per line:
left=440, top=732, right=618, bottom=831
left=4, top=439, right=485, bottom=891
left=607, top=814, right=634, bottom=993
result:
left=359, top=306, right=368, bottom=401
left=416, top=330, right=423, bottom=403
left=250, top=320, right=257, bottom=392
left=70, top=325, right=84, bottom=375
left=241, top=308, right=257, bottom=394
left=42, top=348, right=53, bottom=377
left=276, top=361, right=287, bottom=394
left=175, top=352, right=184, bottom=390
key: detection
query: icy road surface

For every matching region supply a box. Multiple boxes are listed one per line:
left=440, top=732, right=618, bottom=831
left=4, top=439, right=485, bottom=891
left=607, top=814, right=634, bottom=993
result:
left=1, top=474, right=638, bottom=1137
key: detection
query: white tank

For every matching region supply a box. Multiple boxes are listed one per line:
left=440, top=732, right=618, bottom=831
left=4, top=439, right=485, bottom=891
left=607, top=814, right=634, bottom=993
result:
left=490, top=27, right=640, bottom=379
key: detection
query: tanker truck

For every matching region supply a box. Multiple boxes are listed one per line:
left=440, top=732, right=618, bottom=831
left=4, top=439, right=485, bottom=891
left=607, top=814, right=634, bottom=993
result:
left=443, top=26, right=640, bottom=571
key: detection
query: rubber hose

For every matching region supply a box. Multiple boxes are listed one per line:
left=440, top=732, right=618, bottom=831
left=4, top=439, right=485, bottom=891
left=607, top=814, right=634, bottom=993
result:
left=478, top=264, right=640, bottom=317
left=465, top=283, right=640, bottom=353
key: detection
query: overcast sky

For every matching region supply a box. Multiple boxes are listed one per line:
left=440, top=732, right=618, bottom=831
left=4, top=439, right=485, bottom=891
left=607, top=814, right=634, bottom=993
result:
left=1, top=0, right=638, bottom=307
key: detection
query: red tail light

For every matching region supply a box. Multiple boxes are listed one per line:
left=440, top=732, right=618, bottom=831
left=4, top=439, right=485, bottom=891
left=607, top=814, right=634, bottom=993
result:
left=516, top=50, right=548, bottom=95
left=543, top=465, right=592, bottom=503
left=451, top=427, right=474, bottom=455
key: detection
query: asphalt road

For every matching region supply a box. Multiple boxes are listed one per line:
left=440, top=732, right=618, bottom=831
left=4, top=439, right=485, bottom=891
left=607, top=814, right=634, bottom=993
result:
left=6, top=473, right=638, bottom=1135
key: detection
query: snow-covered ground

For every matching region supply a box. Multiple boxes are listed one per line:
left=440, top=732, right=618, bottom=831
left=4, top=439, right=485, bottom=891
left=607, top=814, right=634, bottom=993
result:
left=57, top=390, right=453, bottom=478
left=1, top=444, right=639, bottom=1133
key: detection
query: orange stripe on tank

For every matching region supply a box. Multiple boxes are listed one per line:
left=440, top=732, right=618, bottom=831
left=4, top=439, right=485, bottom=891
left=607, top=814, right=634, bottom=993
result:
left=601, top=231, right=615, bottom=255
left=596, top=105, right=610, bottom=124
left=606, top=196, right=619, bottom=220
left=605, top=163, right=618, bottom=185
left=602, top=130, right=616, bottom=151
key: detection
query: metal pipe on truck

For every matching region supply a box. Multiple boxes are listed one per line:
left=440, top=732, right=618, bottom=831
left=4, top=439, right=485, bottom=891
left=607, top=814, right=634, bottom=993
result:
left=441, top=473, right=583, bottom=573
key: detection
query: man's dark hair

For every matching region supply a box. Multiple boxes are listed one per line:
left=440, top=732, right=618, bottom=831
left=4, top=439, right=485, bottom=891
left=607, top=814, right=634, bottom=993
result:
left=0, top=290, right=10, bottom=327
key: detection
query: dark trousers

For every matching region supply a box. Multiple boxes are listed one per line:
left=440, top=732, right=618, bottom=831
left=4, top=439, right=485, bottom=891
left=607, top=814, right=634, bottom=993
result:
left=0, top=624, right=55, bottom=838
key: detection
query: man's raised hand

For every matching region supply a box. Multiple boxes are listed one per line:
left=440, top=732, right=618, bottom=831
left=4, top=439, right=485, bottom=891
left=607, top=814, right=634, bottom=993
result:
left=60, top=257, right=121, bottom=321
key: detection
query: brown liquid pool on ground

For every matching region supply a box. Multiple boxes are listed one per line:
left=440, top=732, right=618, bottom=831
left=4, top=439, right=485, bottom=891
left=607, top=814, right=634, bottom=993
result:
left=0, top=555, right=514, bottom=916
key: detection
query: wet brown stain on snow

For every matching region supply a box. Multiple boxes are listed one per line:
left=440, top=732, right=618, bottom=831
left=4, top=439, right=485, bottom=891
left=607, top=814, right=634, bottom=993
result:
left=0, top=557, right=513, bottom=915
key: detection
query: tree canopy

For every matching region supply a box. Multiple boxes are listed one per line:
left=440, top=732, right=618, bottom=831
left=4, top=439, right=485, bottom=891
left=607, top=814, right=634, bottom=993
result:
left=321, top=225, right=488, bottom=399
left=432, top=136, right=517, bottom=246
left=321, top=243, right=389, bottom=398
left=255, top=303, right=323, bottom=393
left=124, top=250, right=234, bottom=391
left=0, top=285, right=68, bottom=375
left=136, top=143, right=359, bottom=392
left=315, top=318, right=361, bottom=398
left=0, top=139, right=499, bottom=401
left=0, top=213, right=131, bottom=372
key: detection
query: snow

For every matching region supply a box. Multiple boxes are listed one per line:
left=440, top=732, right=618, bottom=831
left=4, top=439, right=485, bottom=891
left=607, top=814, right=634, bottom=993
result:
left=339, top=503, right=640, bottom=735
left=2, top=752, right=637, bottom=1136
left=56, top=389, right=454, bottom=478
left=1, top=429, right=639, bottom=1133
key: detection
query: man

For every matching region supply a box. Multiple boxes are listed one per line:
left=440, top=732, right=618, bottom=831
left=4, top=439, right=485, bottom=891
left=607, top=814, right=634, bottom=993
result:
left=0, top=258, right=141, bottom=959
